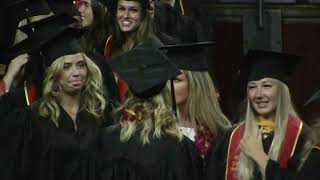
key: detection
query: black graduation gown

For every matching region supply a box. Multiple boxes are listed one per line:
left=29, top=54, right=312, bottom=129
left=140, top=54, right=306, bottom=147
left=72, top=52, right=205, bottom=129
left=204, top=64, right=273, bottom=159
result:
left=97, top=125, right=203, bottom=180
left=205, top=124, right=309, bottom=180
left=0, top=85, right=28, bottom=119
left=296, top=147, right=320, bottom=180
left=0, top=102, right=100, bottom=180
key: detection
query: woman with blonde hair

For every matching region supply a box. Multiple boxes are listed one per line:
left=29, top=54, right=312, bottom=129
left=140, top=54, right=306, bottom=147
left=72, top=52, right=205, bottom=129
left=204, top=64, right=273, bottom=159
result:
left=205, top=50, right=310, bottom=180
left=97, top=46, right=202, bottom=180
left=160, top=42, right=231, bottom=159
left=0, top=29, right=107, bottom=180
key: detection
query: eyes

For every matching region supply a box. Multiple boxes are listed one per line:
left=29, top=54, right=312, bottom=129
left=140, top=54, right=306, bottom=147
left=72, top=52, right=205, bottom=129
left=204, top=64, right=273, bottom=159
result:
left=118, top=6, right=140, bottom=13
left=247, top=83, right=273, bottom=90
left=63, top=61, right=86, bottom=70
left=75, top=0, right=91, bottom=10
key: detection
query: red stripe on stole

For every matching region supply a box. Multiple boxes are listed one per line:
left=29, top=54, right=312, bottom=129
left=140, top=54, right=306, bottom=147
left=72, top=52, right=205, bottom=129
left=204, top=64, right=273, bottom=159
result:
left=225, top=116, right=302, bottom=180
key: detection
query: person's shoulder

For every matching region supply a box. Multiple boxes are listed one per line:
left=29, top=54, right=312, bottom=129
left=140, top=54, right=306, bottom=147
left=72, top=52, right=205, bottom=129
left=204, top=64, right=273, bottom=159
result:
left=101, top=124, right=121, bottom=136
left=145, top=35, right=164, bottom=48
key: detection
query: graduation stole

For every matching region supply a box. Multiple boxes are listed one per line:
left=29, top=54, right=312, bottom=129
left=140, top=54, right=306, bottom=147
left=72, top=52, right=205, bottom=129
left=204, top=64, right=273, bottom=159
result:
left=104, top=35, right=113, bottom=58
left=225, top=116, right=303, bottom=180
left=104, top=35, right=128, bottom=104
left=24, top=80, right=38, bottom=106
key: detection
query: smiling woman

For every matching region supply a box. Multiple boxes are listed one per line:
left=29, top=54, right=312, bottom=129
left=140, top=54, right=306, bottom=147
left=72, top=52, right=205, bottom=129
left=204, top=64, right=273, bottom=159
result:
left=112, top=0, right=153, bottom=54
left=105, top=0, right=162, bottom=103
left=247, top=78, right=279, bottom=120
left=205, top=50, right=311, bottom=180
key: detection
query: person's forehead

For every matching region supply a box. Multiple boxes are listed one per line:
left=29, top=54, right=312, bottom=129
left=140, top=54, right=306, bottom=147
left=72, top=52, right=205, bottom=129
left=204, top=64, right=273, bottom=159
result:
left=118, top=0, right=141, bottom=7
left=248, top=78, right=277, bottom=84
left=63, top=53, right=84, bottom=62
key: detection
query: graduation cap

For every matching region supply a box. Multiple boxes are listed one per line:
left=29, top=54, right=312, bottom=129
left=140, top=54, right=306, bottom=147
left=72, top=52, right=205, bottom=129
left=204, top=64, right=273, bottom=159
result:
left=243, top=50, right=302, bottom=84
left=7, top=14, right=77, bottom=59
left=47, top=0, right=79, bottom=16
left=159, top=42, right=215, bottom=71
left=6, top=0, right=51, bottom=23
left=40, top=28, right=84, bottom=66
left=304, top=89, right=320, bottom=107
left=109, top=46, right=181, bottom=99
left=18, top=14, right=77, bottom=41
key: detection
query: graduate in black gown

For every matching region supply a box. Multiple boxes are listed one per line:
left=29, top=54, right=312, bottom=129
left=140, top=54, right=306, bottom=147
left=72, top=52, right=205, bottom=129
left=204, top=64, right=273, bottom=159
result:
left=0, top=0, right=80, bottom=119
left=160, top=42, right=231, bottom=159
left=295, top=90, right=320, bottom=180
left=205, top=50, right=310, bottom=180
left=96, top=46, right=202, bottom=180
left=0, top=28, right=107, bottom=180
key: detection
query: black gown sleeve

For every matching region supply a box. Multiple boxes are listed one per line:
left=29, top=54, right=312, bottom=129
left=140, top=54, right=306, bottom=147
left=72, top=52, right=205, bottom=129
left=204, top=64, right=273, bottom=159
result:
left=204, top=128, right=233, bottom=180
left=264, top=125, right=310, bottom=180
left=295, top=147, right=320, bottom=180
left=167, top=137, right=203, bottom=180
left=0, top=106, right=34, bottom=180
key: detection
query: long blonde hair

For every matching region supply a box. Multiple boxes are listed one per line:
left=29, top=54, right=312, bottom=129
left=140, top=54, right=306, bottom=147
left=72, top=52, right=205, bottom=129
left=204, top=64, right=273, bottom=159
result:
left=184, top=71, right=231, bottom=135
left=237, top=79, right=300, bottom=179
left=118, top=86, right=182, bottom=145
left=39, top=53, right=106, bottom=126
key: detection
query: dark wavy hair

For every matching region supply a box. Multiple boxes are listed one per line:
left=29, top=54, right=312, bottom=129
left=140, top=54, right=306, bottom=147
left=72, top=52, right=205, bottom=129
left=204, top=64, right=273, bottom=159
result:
left=112, top=0, right=153, bottom=55
left=81, top=0, right=114, bottom=53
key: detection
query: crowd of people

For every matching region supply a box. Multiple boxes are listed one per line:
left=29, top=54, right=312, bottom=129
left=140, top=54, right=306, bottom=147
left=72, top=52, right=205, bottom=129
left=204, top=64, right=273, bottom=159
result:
left=0, top=0, right=319, bottom=180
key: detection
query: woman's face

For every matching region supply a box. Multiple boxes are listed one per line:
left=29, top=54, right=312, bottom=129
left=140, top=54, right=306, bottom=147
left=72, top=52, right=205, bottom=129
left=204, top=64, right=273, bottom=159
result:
left=149, top=0, right=155, bottom=18
left=174, top=72, right=189, bottom=106
left=77, top=0, right=94, bottom=27
left=247, top=78, right=279, bottom=119
left=58, top=53, right=88, bottom=94
left=117, top=0, right=142, bottom=33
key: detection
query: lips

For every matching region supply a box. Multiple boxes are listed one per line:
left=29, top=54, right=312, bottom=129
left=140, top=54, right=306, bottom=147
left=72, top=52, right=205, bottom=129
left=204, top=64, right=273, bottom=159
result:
left=69, top=80, right=83, bottom=86
left=120, top=20, right=132, bottom=26
left=255, top=101, right=269, bottom=107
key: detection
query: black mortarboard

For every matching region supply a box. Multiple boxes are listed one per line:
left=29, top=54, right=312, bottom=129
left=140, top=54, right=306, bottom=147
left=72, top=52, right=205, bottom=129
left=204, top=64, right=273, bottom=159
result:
left=7, top=38, right=40, bottom=59
left=41, top=28, right=84, bottom=66
left=159, top=42, right=215, bottom=71
left=243, top=50, right=302, bottom=84
left=47, top=0, right=79, bottom=16
left=109, top=46, right=181, bottom=99
left=6, top=0, right=51, bottom=22
left=7, top=14, right=77, bottom=59
left=304, top=89, right=320, bottom=107
left=18, top=14, right=76, bottom=43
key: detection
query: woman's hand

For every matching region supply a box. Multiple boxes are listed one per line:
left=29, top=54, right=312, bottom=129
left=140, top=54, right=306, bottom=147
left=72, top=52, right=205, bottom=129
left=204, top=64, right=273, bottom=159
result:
left=3, top=54, right=29, bottom=92
left=240, top=128, right=269, bottom=176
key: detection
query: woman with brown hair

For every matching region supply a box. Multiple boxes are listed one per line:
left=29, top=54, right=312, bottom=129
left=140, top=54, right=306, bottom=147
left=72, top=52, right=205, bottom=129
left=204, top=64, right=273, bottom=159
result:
left=104, top=0, right=163, bottom=103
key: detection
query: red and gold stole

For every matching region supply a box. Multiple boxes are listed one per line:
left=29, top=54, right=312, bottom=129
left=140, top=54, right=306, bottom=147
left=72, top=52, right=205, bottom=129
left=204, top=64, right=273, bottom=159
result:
left=104, top=35, right=128, bottom=104
left=24, top=81, right=38, bottom=106
left=225, top=116, right=303, bottom=180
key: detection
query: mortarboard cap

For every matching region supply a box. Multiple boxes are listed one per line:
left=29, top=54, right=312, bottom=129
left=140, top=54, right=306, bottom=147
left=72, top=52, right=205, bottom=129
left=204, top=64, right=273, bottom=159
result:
left=47, top=0, right=79, bottom=16
left=159, top=42, right=215, bottom=71
left=243, top=50, right=302, bottom=84
left=304, top=89, right=320, bottom=107
left=18, top=14, right=76, bottom=41
left=40, top=28, right=84, bottom=66
left=109, top=46, right=181, bottom=99
left=7, top=14, right=77, bottom=59
left=7, top=38, right=40, bottom=59
left=6, top=0, right=51, bottom=23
